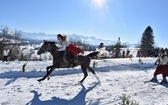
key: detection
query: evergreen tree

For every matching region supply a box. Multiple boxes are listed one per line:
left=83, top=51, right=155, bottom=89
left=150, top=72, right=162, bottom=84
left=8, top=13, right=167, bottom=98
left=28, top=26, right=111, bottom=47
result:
left=140, top=26, right=154, bottom=56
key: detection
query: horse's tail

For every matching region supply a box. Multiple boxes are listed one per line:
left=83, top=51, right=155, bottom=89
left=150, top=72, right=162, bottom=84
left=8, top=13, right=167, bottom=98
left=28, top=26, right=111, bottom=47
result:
left=87, top=51, right=99, bottom=58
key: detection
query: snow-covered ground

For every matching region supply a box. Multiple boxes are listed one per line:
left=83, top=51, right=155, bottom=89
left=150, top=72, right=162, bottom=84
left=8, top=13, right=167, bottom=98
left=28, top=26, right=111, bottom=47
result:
left=0, top=58, right=168, bottom=105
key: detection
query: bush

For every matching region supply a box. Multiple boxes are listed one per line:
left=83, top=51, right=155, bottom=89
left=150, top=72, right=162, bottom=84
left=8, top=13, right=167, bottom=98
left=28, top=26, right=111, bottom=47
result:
left=118, top=94, right=139, bottom=105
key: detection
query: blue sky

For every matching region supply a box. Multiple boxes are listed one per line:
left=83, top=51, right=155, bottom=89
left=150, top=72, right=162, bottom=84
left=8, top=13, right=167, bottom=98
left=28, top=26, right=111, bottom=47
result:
left=0, top=0, right=168, bottom=47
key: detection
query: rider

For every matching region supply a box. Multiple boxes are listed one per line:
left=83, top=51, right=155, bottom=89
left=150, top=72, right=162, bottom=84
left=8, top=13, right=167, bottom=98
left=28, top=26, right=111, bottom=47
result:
left=150, top=49, right=168, bottom=84
left=99, top=43, right=104, bottom=49
left=57, top=34, right=81, bottom=67
left=57, top=34, right=70, bottom=51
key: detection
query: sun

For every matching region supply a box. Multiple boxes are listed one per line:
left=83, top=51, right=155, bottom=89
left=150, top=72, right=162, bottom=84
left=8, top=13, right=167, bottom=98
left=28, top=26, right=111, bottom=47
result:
left=92, top=0, right=106, bottom=8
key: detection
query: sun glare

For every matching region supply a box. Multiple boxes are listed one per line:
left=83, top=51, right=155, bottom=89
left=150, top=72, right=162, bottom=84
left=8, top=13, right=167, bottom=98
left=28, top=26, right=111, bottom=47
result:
left=92, top=0, right=106, bottom=8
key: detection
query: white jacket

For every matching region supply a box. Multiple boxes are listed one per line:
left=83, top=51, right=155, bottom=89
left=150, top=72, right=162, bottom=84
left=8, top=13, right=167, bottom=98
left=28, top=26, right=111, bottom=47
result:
left=58, top=41, right=70, bottom=51
left=157, top=55, right=168, bottom=65
left=3, top=49, right=9, bottom=56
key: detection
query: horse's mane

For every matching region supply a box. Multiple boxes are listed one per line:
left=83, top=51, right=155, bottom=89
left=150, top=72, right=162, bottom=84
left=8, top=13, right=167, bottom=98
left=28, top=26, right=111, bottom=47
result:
left=45, top=41, right=59, bottom=50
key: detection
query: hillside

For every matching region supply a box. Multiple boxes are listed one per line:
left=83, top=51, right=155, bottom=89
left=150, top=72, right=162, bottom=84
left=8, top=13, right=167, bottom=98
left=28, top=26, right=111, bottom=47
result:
left=20, top=31, right=116, bottom=45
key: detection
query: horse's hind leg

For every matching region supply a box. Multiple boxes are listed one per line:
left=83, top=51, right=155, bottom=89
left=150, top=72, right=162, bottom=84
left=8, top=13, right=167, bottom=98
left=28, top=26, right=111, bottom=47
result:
left=88, top=66, right=96, bottom=74
left=88, top=66, right=100, bottom=82
left=80, top=66, right=88, bottom=83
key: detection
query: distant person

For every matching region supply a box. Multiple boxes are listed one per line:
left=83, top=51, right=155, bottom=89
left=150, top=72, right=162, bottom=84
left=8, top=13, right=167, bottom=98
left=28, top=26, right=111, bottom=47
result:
left=165, top=48, right=168, bottom=56
left=122, top=51, right=125, bottom=58
left=3, top=48, right=9, bottom=62
left=150, top=49, right=168, bottom=84
left=57, top=34, right=84, bottom=67
left=154, top=48, right=159, bottom=57
left=99, top=43, right=104, bottom=49
left=137, top=50, right=142, bottom=58
left=98, top=43, right=106, bottom=57
left=126, top=49, right=130, bottom=58
left=147, top=49, right=151, bottom=57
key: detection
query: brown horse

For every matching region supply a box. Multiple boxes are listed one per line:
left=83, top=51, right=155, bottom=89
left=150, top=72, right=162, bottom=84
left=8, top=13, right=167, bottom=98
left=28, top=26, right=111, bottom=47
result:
left=37, top=41, right=99, bottom=83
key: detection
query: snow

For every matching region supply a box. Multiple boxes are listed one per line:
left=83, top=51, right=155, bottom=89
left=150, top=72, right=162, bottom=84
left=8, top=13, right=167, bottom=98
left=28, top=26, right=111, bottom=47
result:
left=0, top=58, right=168, bottom=105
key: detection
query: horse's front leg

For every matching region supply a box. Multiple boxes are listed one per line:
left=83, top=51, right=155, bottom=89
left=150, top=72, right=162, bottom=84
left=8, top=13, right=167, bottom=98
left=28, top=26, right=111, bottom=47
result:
left=80, top=66, right=88, bottom=83
left=46, top=65, right=52, bottom=80
left=38, top=65, right=58, bottom=82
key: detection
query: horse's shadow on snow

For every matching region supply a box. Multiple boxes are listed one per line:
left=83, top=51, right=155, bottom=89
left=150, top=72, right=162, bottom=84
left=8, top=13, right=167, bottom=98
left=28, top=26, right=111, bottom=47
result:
left=0, top=69, right=82, bottom=86
left=26, top=82, right=100, bottom=105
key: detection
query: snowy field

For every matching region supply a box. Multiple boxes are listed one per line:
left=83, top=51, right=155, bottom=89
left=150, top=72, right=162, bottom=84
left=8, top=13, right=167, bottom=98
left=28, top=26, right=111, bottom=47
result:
left=0, top=58, right=168, bottom=105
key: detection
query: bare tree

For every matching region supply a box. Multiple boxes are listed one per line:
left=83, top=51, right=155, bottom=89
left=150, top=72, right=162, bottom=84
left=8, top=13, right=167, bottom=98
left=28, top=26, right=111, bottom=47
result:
left=0, top=26, right=21, bottom=60
left=0, top=26, right=9, bottom=59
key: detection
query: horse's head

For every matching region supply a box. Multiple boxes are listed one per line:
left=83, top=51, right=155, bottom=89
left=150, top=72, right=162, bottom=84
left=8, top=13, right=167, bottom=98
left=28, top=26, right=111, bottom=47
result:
left=37, top=40, right=59, bottom=55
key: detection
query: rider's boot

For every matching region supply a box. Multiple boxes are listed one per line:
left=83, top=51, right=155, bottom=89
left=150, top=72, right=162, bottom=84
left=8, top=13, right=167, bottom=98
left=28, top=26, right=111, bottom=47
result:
left=160, top=76, right=168, bottom=84
left=150, top=76, right=158, bottom=83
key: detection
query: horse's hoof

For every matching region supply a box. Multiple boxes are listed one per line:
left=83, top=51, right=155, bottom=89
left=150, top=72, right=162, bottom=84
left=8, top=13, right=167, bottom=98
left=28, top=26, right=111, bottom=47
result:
left=78, top=81, right=83, bottom=85
left=79, top=81, right=83, bottom=83
left=37, top=79, right=41, bottom=82
left=47, top=77, right=50, bottom=80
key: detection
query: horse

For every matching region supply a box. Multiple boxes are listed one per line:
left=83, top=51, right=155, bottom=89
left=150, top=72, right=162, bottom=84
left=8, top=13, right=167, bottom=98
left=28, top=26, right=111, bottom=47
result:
left=37, top=41, right=99, bottom=83
left=87, top=51, right=99, bottom=59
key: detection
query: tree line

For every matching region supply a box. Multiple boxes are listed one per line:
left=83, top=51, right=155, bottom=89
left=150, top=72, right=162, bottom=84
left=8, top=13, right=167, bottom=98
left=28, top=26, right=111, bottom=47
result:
left=0, top=25, right=162, bottom=61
